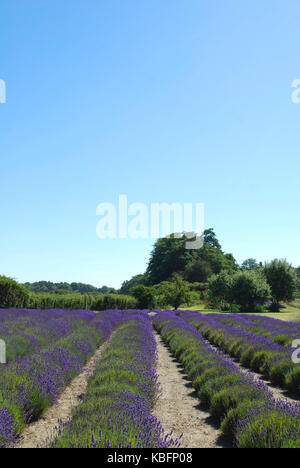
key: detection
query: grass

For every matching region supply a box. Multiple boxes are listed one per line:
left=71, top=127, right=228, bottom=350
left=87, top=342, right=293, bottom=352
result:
left=179, top=300, right=300, bottom=322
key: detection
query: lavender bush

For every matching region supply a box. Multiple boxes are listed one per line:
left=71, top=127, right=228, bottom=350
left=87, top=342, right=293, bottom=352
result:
left=53, top=311, right=179, bottom=448
left=178, top=311, right=300, bottom=393
left=0, top=309, right=121, bottom=447
left=153, top=310, right=300, bottom=448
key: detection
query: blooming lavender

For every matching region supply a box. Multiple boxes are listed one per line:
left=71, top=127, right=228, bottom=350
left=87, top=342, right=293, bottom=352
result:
left=0, top=308, right=122, bottom=447
left=53, top=311, right=179, bottom=448
left=153, top=310, right=300, bottom=448
left=177, top=310, right=300, bottom=392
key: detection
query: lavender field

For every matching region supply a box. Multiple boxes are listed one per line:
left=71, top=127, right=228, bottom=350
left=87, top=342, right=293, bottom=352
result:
left=1, top=308, right=300, bottom=449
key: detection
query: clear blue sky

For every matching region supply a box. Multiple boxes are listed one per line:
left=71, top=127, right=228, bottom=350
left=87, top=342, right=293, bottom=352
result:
left=0, top=0, right=299, bottom=288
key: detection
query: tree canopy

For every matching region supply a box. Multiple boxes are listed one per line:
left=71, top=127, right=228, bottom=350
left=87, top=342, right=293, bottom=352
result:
left=264, top=259, right=297, bottom=306
left=146, top=229, right=237, bottom=285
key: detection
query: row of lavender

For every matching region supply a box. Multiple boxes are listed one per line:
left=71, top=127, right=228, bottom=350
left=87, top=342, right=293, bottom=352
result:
left=205, top=313, right=300, bottom=346
left=53, top=312, right=178, bottom=448
left=0, top=308, right=98, bottom=363
left=177, top=311, right=300, bottom=394
left=153, top=311, right=300, bottom=448
left=0, top=308, right=122, bottom=447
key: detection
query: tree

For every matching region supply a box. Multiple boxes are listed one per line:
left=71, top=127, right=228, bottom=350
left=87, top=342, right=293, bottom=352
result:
left=184, top=259, right=214, bottom=283
left=147, top=229, right=237, bottom=285
left=264, top=259, right=297, bottom=309
left=230, top=270, right=271, bottom=311
left=207, top=270, right=271, bottom=311
left=158, top=274, right=192, bottom=310
left=296, top=267, right=300, bottom=294
left=147, top=234, right=194, bottom=285
left=202, top=228, right=222, bottom=250
left=207, top=271, right=233, bottom=306
left=119, top=274, right=149, bottom=295
left=241, top=258, right=259, bottom=270
left=130, top=285, right=155, bottom=309
left=0, top=276, right=29, bottom=308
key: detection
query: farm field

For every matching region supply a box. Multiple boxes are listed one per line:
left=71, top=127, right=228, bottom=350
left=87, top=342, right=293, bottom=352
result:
left=179, top=301, right=300, bottom=322
left=0, top=308, right=122, bottom=447
left=1, top=308, right=300, bottom=449
left=178, top=311, right=300, bottom=394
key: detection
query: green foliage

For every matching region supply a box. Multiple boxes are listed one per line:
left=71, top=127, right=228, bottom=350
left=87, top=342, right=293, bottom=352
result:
left=208, top=270, right=271, bottom=311
left=236, top=410, right=300, bottom=448
left=282, top=440, right=300, bottom=448
left=147, top=234, right=195, bottom=285
left=285, top=366, right=300, bottom=394
left=207, top=270, right=233, bottom=307
left=119, top=274, right=150, bottom=295
left=157, top=274, right=192, bottom=310
left=230, top=270, right=271, bottom=311
left=27, top=292, right=136, bottom=311
left=147, top=229, right=237, bottom=285
left=0, top=276, right=29, bottom=308
left=240, top=258, right=260, bottom=270
left=269, top=361, right=294, bottom=386
left=221, top=400, right=266, bottom=438
left=264, top=259, right=298, bottom=307
left=210, top=385, right=263, bottom=420
left=23, top=281, right=117, bottom=295
left=198, top=374, right=245, bottom=409
left=130, top=285, right=155, bottom=309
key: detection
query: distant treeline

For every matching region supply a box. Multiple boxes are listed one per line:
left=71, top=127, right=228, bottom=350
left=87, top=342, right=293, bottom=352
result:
left=23, top=281, right=118, bottom=295
left=27, top=292, right=136, bottom=311
left=0, top=276, right=136, bottom=311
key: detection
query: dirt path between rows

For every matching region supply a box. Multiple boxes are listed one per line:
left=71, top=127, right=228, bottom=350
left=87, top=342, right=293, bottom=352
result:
left=153, top=331, right=230, bottom=448
left=13, top=332, right=116, bottom=449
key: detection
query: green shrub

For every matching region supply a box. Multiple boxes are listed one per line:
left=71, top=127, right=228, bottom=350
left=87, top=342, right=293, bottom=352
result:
left=250, top=350, right=274, bottom=373
left=210, top=384, right=264, bottom=421
left=285, top=366, right=300, bottom=395
left=0, top=276, right=29, bottom=308
left=273, top=335, right=291, bottom=346
left=237, top=410, right=300, bottom=448
left=240, top=347, right=256, bottom=368
left=221, top=400, right=266, bottom=438
left=193, top=368, right=227, bottom=392
left=200, top=375, right=245, bottom=410
left=281, top=440, right=300, bottom=448
left=269, top=361, right=294, bottom=387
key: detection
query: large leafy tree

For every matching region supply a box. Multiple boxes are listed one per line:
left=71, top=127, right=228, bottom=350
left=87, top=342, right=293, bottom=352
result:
left=264, top=259, right=297, bottom=308
left=147, top=229, right=237, bottom=285
left=147, top=234, right=195, bottom=285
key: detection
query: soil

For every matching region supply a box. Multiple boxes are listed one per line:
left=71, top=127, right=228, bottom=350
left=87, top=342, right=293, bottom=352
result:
left=12, top=333, right=116, bottom=449
left=152, top=331, right=230, bottom=448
